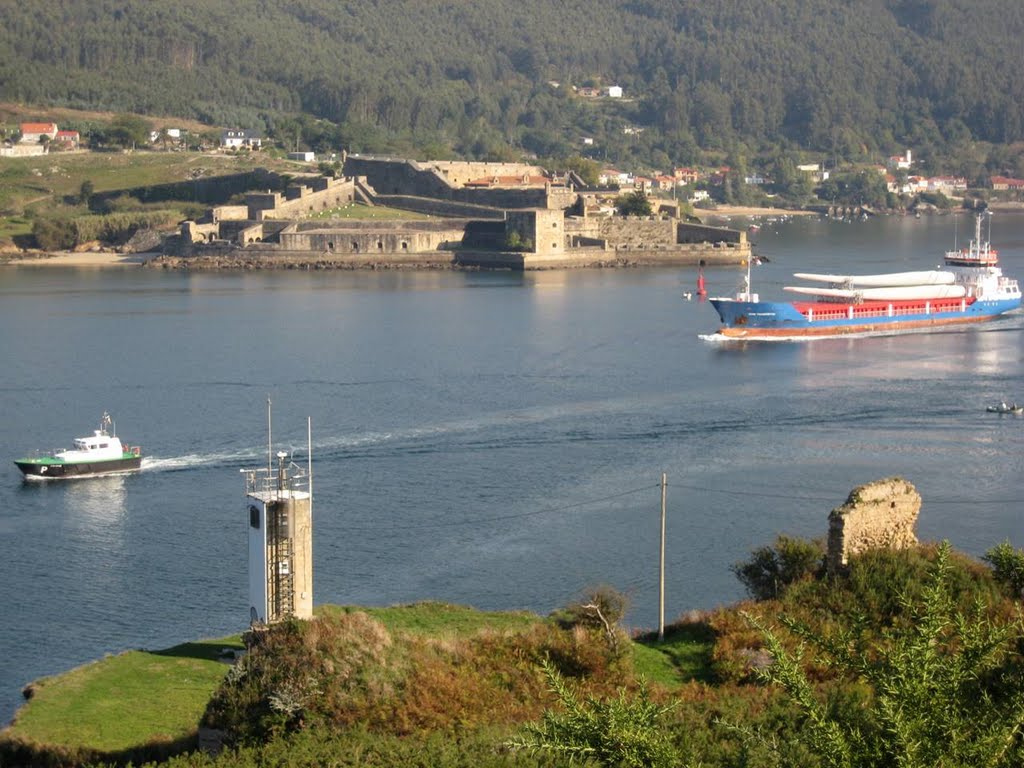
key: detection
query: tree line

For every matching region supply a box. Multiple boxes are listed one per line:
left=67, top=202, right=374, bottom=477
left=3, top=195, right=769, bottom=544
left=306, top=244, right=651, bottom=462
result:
left=2, top=0, right=1023, bottom=176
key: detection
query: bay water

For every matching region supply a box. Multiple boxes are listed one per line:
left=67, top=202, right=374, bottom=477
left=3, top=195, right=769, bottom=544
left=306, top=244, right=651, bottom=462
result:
left=2, top=212, right=1023, bottom=725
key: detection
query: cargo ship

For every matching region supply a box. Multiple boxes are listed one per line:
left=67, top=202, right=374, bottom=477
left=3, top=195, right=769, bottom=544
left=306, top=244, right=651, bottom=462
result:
left=708, top=213, right=1021, bottom=339
left=14, top=412, right=143, bottom=480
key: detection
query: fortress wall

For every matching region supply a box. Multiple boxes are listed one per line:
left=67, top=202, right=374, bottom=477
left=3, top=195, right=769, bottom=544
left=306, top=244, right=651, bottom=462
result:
left=212, top=205, right=250, bottom=222
left=258, top=178, right=356, bottom=220
left=678, top=222, right=746, bottom=245
left=344, top=156, right=454, bottom=198
left=279, top=228, right=462, bottom=254
left=294, top=219, right=474, bottom=233
left=427, top=160, right=544, bottom=186
left=375, top=195, right=505, bottom=219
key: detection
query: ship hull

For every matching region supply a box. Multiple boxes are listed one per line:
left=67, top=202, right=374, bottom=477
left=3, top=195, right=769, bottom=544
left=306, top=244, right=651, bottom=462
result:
left=15, top=455, right=143, bottom=480
left=710, top=297, right=1021, bottom=340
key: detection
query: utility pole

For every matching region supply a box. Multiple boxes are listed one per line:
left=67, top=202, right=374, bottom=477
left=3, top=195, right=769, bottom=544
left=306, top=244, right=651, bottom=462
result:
left=658, top=472, right=667, bottom=641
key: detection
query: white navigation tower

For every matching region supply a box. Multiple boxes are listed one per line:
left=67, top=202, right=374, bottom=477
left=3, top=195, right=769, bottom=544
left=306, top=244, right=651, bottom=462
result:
left=242, top=401, right=313, bottom=625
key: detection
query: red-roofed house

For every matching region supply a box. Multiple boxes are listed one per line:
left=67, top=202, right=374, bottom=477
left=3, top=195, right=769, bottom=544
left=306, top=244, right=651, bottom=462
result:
left=991, top=176, right=1024, bottom=191
left=673, top=167, right=702, bottom=184
left=54, top=130, right=80, bottom=148
left=652, top=175, right=677, bottom=191
left=20, top=122, right=59, bottom=143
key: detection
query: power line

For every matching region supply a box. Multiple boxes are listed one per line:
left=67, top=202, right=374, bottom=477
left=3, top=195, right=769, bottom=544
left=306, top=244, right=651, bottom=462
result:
left=338, top=477, right=1011, bottom=534
left=345, top=483, right=661, bottom=531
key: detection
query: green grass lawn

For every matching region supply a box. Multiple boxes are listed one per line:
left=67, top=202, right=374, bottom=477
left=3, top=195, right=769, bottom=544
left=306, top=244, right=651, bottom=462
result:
left=319, top=601, right=540, bottom=636
left=632, top=623, right=717, bottom=688
left=6, top=638, right=243, bottom=752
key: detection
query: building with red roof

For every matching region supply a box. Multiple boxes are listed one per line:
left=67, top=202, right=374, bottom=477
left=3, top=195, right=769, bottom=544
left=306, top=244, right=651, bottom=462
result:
left=19, top=122, right=59, bottom=143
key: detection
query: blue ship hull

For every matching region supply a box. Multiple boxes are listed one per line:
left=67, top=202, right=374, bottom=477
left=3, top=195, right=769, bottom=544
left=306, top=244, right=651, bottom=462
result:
left=710, top=296, right=1021, bottom=339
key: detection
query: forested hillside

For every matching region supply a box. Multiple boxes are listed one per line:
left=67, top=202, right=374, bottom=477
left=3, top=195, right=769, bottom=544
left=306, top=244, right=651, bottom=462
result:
left=2, top=0, right=1023, bottom=171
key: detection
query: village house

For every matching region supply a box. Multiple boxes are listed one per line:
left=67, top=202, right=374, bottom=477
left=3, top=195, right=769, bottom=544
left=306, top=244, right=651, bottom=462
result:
left=19, top=122, right=58, bottom=143
left=651, top=175, right=678, bottom=191
left=887, top=149, right=913, bottom=170
left=886, top=173, right=914, bottom=196
left=991, top=176, right=1024, bottom=191
left=220, top=129, right=263, bottom=150
left=673, top=167, right=702, bottom=184
left=54, top=130, right=80, bottom=149
left=599, top=168, right=632, bottom=186
left=797, top=163, right=829, bottom=183
left=607, top=85, right=623, bottom=98
left=150, top=128, right=183, bottom=144
left=926, top=176, right=967, bottom=195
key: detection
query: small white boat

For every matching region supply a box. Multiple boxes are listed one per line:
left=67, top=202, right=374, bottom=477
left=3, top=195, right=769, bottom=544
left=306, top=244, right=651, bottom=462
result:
left=14, top=412, right=143, bottom=480
left=986, top=402, right=1024, bottom=414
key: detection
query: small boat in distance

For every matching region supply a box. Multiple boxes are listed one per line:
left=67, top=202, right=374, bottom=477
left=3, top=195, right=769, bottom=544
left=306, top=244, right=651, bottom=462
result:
left=707, top=212, right=1021, bottom=339
left=986, top=402, right=1024, bottom=414
left=14, top=412, right=143, bottom=480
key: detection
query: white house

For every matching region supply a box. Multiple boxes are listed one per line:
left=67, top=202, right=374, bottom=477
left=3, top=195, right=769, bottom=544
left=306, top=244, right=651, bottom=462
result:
left=150, top=128, right=183, bottom=143
left=888, top=150, right=912, bottom=170
left=221, top=129, right=263, bottom=149
left=19, top=122, right=58, bottom=143
left=607, top=85, right=623, bottom=98
left=287, top=151, right=315, bottom=162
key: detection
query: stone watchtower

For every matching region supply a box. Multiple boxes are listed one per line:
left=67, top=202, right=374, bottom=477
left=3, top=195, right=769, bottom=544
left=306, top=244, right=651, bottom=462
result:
left=826, top=477, right=921, bottom=574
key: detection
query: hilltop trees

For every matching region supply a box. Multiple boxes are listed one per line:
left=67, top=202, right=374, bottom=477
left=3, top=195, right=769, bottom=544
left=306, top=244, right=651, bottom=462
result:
left=1, top=1, right=1023, bottom=169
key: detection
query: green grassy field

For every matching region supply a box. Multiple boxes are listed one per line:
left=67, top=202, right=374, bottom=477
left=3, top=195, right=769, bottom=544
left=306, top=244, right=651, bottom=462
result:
left=0, top=150, right=302, bottom=242
left=6, top=638, right=243, bottom=752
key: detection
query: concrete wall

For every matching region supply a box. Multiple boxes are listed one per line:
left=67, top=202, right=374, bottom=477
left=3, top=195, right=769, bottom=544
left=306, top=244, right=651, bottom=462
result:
left=827, top=478, right=921, bottom=573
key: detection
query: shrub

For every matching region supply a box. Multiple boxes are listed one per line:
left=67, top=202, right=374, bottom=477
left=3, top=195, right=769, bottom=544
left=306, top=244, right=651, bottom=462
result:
left=507, top=658, right=679, bottom=768
left=741, top=542, right=1024, bottom=767
left=203, top=612, right=394, bottom=744
left=32, top=218, right=77, bottom=251
left=732, top=535, right=825, bottom=601
left=551, top=585, right=630, bottom=656
left=984, top=540, right=1024, bottom=597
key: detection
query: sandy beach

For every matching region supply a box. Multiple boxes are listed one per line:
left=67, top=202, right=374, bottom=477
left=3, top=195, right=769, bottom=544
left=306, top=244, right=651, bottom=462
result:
left=1, top=251, right=158, bottom=267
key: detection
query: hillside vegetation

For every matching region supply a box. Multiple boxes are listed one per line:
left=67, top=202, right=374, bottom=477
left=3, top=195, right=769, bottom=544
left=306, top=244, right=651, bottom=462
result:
left=2, top=1, right=1024, bottom=174
left=2, top=540, right=1023, bottom=767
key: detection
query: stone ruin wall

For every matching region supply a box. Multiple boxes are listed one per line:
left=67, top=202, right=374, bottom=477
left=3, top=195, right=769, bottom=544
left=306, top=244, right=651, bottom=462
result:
left=827, top=477, right=921, bottom=573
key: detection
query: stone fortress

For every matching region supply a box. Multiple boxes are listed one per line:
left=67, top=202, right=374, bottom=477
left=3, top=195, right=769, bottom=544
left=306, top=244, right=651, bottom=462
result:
left=163, top=156, right=751, bottom=270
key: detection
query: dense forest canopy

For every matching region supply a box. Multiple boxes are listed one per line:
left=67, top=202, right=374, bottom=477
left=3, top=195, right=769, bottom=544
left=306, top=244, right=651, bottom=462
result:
left=2, top=0, right=1023, bottom=171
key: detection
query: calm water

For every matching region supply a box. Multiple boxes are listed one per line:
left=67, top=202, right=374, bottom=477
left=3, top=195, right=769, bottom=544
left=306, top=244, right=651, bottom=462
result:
left=2, top=213, right=1023, bottom=724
